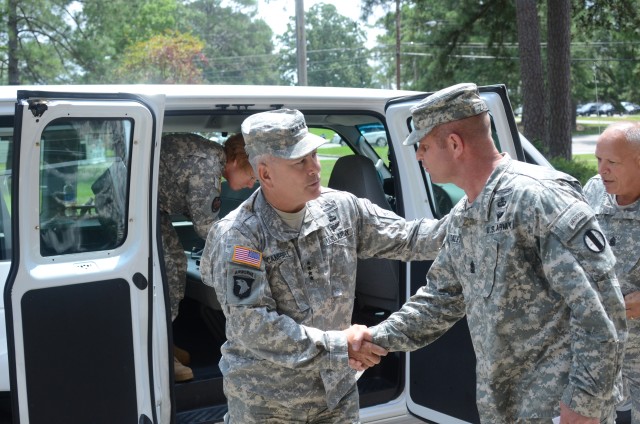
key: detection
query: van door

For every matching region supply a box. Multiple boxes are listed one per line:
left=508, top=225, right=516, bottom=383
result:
left=385, top=85, right=522, bottom=424
left=5, top=91, right=167, bottom=424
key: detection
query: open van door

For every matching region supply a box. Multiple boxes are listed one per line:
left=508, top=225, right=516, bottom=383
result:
left=385, top=85, right=522, bottom=424
left=5, top=91, right=168, bottom=424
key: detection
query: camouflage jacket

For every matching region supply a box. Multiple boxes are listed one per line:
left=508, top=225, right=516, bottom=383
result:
left=371, top=155, right=627, bottom=421
left=200, top=187, right=446, bottom=410
left=158, top=133, right=226, bottom=239
left=584, top=175, right=640, bottom=297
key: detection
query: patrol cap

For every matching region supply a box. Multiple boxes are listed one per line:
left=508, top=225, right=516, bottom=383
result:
left=241, top=109, right=328, bottom=160
left=404, top=82, right=489, bottom=146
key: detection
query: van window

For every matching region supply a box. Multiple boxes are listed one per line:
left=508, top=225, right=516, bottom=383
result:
left=39, top=119, right=132, bottom=256
left=0, top=116, right=12, bottom=261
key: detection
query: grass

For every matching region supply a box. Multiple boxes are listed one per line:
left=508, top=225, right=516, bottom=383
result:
left=318, top=145, right=389, bottom=187
left=574, top=153, right=597, bottom=167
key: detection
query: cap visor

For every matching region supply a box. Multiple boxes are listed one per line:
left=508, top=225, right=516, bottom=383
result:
left=284, top=132, right=329, bottom=159
left=403, top=127, right=430, bottom=146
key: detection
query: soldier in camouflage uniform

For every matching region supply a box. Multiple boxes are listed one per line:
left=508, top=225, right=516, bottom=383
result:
left=200, top=109, right=447, bottom=423
left=583, top=122, right=640, bottom=423
left=357, top=83, right=627, bottom=423
left=158, top=132, right=255, bottom=382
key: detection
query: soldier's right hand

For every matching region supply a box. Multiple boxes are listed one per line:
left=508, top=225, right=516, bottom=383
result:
left=343, top=324, right=388, bottom=370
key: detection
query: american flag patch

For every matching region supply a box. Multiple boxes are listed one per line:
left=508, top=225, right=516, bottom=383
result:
left=231, top=246, right=262, bottom=268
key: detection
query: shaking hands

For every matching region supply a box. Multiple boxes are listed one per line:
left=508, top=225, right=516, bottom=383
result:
left=343, top=324, right=388, bottom=371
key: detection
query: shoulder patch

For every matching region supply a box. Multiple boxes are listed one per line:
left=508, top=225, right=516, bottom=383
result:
left=231, top=245, right=262, bottom=269
left=584, top=229, right=606, bottom=253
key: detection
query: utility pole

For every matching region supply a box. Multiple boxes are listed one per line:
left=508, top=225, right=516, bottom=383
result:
left=395, top=0, right=401, bottom=90
left=295, top=0, right=308, bottom=86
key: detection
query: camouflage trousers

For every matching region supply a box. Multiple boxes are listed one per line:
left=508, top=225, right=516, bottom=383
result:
left=223, top=386, right=360, bottom=424
left=160, top=213, right=187, bottom=321
left=620, top=332, right=640, bottom=424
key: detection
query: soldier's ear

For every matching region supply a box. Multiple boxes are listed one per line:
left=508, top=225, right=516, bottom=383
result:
left=448, top=132, right=465, bottom=158
left=257, top=163, right=272, bottom=188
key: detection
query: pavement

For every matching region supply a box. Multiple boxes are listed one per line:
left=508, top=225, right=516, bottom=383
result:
left=572, top=134, right=598, bottom=155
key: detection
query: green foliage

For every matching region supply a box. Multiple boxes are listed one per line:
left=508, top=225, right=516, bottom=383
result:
left=278, top=3, right=373, bottom=87
left=178, top=0, right=279, bottom=85
left=115, top=30, right=207, bottom=84
left=570, top=0, right=640, bottom=104
left=549, top=156, right=597, bottom=186
left=2, top=0, right=640, bottom=100
left=371, top=0, right=521, bottom=96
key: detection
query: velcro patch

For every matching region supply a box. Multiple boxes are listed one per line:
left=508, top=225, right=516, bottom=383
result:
left=231, top=245, right=262, bottom=269
left=584, top=229, right=606, bottom=253
left=232, top=269, right=256, bottom=300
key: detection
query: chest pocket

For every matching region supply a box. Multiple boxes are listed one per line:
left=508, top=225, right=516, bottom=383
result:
left=453, top=234, right=499, bottom=299
left=476, top=241, right=499, bottom=298
left=265, top=249, right=310, bottom=316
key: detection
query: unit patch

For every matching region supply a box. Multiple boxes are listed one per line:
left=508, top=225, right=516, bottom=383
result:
left=584, top=229, right=606, bottom=253
left=232, top=269, right=256, bottom=299
left=231, top=245, right=262, bottom=268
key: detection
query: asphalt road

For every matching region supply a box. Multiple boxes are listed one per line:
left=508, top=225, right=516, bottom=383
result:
left=572, top=134, right=598, bottom=155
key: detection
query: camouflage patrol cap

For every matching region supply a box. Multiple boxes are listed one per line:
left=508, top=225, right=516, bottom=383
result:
left=404, top=82, right=489, bottom=146
left=241, top=109, right=327, bottom=160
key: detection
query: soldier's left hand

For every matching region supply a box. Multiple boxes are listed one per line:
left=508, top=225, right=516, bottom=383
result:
left=624, top=291, right=640, bottom=321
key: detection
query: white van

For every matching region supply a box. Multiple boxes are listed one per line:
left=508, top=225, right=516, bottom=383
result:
left=0, top=84, right=547, bottom=424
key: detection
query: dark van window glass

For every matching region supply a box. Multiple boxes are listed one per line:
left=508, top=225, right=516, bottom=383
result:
left=39, top=119, right=132, bottom=256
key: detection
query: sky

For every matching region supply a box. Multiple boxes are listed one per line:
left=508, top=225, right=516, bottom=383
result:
left=254, top=0, right=384, bottom=48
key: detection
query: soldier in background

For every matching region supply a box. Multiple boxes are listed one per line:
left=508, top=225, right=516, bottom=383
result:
left=158, top=132, right=255, bottom=382
left=354, top=83, right=626, bottom=423
left=584, top=122, right=640, bottom=423
left=200, top=108, right=447, bottom=423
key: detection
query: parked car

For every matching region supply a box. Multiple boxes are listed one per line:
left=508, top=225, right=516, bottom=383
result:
left=576, top=102, right=602, bottom=116
left=0, top=84, right=549, bottom=424
left=513, top=105, right=522, bottom=116
left=358, top=123, right=388, bottom=146
left=621, top=101, right=640, bottom=114
left=597, top=102, right=622, bottom=116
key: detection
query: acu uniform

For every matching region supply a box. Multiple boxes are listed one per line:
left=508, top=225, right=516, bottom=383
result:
left=158, top=133, right=226, bottom=320
left=200, top=187, right=446, bottom=416
left=371, top=155, right=627, bottom=422
left=584, top=175, right=640, bottom=421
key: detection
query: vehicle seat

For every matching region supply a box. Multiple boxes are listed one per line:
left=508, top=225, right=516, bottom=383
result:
left=328, top=155, right=399, bottom=321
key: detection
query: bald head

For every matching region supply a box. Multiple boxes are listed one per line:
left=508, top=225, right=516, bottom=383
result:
left=595, top=121, right=640, bottom=205
left=600, top=122, right=640, bottom=151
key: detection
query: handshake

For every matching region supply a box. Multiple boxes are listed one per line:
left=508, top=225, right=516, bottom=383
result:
left=343, top=324, right=388, bottom=371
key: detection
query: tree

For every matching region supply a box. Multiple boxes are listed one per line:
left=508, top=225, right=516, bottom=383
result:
left=515, top=0, right=545, bottom=144
left=365, top=0, right=521, bottom=97
left=177, top=0, right=278, bottom=85
left=2, top=0, right=79, bottom=84
left=114, top=30, right=207, bottom=84
left=546, top=0, right=572, bottom=159
left=571, top=0, right=640, bottom=105
left=0, top=0, right=182, bottom=84
left=278, top=3, right=373, bottom=87
left=75, top=0, right=180, bottom=82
